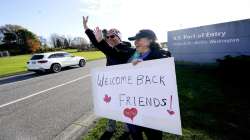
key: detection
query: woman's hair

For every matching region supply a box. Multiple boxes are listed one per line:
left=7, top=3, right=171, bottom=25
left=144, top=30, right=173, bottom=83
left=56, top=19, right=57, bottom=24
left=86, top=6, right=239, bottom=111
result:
left=150, top=41, right=172, bottom=57
left=150, top=41, right=162, bottom=50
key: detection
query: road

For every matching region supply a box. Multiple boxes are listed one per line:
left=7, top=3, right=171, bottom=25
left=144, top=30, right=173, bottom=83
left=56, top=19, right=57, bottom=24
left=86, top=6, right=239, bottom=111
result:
left=0, top=59, right=106, bottom=140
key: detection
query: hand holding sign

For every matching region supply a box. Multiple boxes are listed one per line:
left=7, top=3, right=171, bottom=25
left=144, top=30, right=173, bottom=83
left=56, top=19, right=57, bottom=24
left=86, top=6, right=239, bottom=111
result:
left=132, top=59, right=143, bottom=65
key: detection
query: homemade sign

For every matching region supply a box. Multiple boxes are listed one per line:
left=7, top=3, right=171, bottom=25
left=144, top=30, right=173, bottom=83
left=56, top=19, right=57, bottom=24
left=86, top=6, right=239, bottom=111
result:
left=91, top=58, right=182, bottom=135
left=168, top=19, right=250, bottom=63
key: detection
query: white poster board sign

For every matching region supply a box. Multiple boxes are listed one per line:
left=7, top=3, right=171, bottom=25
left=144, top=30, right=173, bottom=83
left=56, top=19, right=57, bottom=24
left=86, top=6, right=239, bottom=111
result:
left=91, top=57, right=182, bottom=135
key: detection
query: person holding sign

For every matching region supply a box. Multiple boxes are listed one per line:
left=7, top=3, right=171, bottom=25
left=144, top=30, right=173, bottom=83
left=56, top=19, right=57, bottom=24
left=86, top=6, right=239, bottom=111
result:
left=83, top=16, right=133, bottom=139
left=123, top=30, right=170, bottom=140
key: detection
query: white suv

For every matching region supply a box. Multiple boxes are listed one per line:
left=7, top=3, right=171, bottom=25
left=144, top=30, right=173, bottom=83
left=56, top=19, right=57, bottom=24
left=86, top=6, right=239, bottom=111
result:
left=27, top=51, right=86, bottom=73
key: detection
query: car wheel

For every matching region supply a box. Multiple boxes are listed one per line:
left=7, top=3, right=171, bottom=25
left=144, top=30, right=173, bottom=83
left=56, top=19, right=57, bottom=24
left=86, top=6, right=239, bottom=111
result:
left=79, top=59, right=86, bottom=67
left=51, top=63, right=61, bottom=73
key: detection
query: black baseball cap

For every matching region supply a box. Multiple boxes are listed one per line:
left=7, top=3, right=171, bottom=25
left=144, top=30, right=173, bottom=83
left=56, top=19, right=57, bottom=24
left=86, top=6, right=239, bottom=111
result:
left=128, top=29, right=157, bottom=41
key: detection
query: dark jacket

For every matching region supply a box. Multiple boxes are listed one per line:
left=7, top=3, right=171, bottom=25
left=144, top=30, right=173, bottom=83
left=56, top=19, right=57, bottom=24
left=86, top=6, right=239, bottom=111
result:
left=85, top=29, right=170, bottom=64
left=85, top=29, right=134, bottom=66
left=143, top=45, right=169, bottom=61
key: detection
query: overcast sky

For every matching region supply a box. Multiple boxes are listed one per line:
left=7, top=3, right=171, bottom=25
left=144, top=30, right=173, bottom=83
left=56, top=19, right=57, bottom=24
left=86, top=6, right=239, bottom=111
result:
left=0, top=0, right=249, bottom=42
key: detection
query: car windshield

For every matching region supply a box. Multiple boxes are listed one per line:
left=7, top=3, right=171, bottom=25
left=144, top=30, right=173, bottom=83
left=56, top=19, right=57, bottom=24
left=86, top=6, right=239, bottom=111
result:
left=31, top=55, right=44, bottom=60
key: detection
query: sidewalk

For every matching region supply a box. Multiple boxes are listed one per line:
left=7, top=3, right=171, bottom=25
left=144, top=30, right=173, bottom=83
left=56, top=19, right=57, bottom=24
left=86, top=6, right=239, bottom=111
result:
left=53, top=112, right=98, bottom=140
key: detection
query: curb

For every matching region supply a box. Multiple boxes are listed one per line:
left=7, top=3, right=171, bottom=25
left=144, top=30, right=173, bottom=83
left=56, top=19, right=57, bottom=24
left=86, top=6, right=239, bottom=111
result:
left=53, top=112, right=99, bottom=140
left=0, top=72, right=34, bottom=81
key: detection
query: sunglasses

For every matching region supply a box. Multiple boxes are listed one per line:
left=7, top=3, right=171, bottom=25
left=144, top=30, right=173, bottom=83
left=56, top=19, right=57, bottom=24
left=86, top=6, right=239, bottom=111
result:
left=106, top=35, right=116, bottom=39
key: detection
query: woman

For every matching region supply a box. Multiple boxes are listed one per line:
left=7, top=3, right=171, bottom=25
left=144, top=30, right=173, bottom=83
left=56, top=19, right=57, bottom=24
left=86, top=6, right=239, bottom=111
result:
left=125, top=29, right=168, bottom=140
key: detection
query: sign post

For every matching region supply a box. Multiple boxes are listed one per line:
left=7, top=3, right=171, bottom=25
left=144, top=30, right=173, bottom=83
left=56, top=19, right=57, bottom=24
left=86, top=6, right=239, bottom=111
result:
left=168, top=19, right=250, bottom=63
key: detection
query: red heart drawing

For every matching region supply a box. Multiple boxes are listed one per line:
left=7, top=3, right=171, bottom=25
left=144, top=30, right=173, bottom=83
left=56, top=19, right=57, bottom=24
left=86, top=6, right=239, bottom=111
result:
left=103, top=94, right=111, bottom=103
left=123, top=108, right=138, bottom=121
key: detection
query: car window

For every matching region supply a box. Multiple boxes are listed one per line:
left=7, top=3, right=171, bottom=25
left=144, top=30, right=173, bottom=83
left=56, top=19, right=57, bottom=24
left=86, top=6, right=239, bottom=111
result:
left=63, top=53, right=71, bottom=57
left=31, top=55, right=44, bottom=60
left=48, top=53, right=65, bottom=58
left=48, top=54, right=58, bottom=58
left=57, top=53, right=65, bottom=58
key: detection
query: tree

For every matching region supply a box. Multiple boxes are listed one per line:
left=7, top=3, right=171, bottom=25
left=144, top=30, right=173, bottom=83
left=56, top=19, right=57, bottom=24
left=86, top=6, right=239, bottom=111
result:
left=38, top=36, right=47, bottom=47
left=0, top=32, right=4, bottom=45
left=65, top=36, right=72, bottom=48
left=64, top=38, right=69, bottom=48
left=56, top=38, right=62, bottom=48
left=0, top=24, right=41, bottom=54
left=0, top=24, right=23, bottom=33
left=2, top=32, right=18, bottom=44
left=71, top=37, right=89, bottom=51
left=27, top=38, right=40, bottom=53
left=17, top=28, right=41, bottom=53
left=50, top=34, right=66, bottom=48
left=50, top=34, right=60, bottom=48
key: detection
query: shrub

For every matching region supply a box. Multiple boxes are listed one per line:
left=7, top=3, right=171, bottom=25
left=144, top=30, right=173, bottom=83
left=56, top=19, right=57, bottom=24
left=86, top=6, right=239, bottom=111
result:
left=216, top=55, right=250, bottom=139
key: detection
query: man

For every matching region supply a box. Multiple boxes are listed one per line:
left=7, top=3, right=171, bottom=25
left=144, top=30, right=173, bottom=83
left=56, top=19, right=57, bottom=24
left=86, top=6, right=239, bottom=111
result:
left=83, top=16, right=133, bottom=65
left=83, top=16, right=133, bottom=140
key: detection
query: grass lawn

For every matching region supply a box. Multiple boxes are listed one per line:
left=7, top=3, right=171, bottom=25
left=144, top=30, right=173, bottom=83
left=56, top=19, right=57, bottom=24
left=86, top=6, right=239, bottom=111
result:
left=69, top=50, right=105, bottom=61
left=82, top=119, right=214, bottom=140
left=0, top=50, right=105, bottom=78
left=82, top=63, right=223, bottom=140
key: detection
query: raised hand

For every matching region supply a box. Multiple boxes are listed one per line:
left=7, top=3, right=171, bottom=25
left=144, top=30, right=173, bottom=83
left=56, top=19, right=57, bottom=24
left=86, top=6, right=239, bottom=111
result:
left=94, top=27, right=103, bottom=42
left=83, top=16, right=89, bottom=30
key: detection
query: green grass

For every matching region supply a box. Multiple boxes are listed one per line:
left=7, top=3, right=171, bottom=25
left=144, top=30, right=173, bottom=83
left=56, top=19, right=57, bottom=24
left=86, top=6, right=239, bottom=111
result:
left=83, top=119, right=214, bottom=140
left=68, top=50, right=105, bottom=61
left=0, top=50, right=105, bottom=78
left=0, top=54, right=31, bottom=78
left=82, top=64, right=223, bottom=140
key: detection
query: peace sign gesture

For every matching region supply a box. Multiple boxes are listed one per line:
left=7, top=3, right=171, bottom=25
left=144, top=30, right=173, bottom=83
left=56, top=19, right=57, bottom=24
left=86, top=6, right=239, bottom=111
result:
left=83, top=16, right=89, bottom=30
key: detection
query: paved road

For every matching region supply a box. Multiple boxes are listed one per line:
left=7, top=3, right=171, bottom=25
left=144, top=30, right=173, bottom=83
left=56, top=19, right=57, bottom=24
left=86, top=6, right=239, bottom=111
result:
left=0, top=59, right=106, bottom=140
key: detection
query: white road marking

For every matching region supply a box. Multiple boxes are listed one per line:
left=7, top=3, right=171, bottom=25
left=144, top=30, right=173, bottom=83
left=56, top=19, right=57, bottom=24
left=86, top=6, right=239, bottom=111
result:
left=0, top=74, right=91, bottom=109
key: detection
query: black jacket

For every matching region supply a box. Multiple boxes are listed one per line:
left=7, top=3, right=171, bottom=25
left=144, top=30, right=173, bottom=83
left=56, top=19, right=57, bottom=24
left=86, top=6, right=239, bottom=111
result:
left=143, top=46, right=169, bottom=61
left=85, top=29, right=170, bottom=64
left=85, top=29, right=134, bottom=66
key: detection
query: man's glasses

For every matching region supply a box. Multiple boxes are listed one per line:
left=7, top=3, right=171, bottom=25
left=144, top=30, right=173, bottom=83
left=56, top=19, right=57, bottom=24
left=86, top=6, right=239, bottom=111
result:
left=106, top=35, right=116, bottom=39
